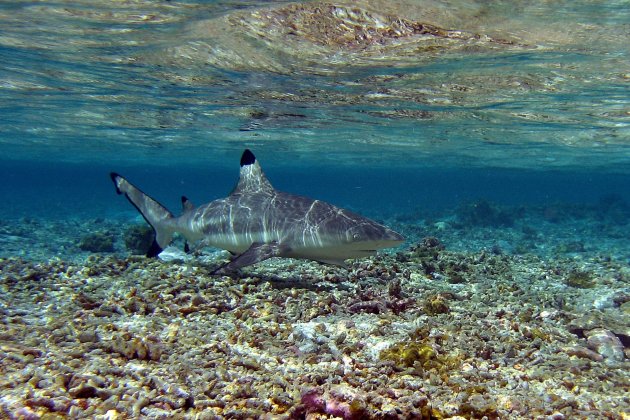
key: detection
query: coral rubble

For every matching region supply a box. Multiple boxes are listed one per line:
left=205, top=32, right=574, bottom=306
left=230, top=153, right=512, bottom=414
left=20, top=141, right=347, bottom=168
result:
left=0, top=236, right=627, bottom=418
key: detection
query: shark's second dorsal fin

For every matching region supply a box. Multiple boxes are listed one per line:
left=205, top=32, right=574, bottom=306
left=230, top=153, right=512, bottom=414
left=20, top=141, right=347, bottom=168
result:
left=181, top=196, right=194, bottom=212
left=232, top=149, right=274, bottom=194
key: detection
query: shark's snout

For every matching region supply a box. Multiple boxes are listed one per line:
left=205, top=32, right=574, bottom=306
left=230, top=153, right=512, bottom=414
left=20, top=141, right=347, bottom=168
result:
left=346, top=223, right=404, bottom=248
left=386, top=229, right=405, bottom=243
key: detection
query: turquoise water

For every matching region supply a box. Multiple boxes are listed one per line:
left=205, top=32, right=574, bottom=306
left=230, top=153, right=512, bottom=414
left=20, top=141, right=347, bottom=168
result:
left=0, top=0, right=629, bottom=249
left=1, top=3, right=630, bottom=418
left=1, top=159, right=629, bottom=221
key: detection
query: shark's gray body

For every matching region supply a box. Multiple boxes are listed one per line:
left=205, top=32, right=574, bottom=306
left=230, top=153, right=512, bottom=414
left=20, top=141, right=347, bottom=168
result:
left=111, top=150, right=404, bottom=271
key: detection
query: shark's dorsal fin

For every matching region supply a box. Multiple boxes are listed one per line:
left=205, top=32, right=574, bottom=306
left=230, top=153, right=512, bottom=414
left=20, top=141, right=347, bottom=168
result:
left=181, top=196, right=195, bottom=212
left=231, top=149, right=274, bottom=194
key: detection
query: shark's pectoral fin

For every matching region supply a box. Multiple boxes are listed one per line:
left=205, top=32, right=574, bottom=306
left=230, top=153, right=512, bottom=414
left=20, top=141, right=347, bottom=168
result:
left=226, top=241, right=286, bottom=269
left=317, top=259, right=349, bottom=268
left=215, top=241, right=288, bottom=273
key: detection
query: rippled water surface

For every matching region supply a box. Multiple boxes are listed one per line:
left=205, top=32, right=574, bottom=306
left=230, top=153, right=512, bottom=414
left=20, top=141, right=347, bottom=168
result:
left=0, top=0, right=629, bottom=220
left=2, top=4, right=630, bottom=419
left=1, top=0, right=628, bottom=166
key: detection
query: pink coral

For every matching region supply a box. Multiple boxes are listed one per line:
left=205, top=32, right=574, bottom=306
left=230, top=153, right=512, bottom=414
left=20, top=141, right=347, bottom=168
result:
left=300, top=387, right=368, bottom=420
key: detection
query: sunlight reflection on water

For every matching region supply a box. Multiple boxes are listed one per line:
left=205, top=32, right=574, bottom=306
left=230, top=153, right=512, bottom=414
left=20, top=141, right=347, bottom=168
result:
left=0, top=0, right=628, bottom=171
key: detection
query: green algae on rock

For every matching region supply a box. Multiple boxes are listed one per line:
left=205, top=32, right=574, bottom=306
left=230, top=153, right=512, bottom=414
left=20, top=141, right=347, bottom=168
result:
left=380, top=340, right=438, bottom=368
left=423, top=293, right=451, bottom=315
left=379, top=338, right=461, bottom=375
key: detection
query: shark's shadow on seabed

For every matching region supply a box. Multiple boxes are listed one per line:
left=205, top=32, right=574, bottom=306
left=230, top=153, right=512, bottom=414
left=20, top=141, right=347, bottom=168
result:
left=111, top=150, right=404, bottom=274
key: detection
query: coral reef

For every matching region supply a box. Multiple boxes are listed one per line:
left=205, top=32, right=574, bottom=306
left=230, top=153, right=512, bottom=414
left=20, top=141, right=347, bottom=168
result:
left=0, top=242, right=627, bottom=418
left=123, top=224, right=155, bottom=255
left=0, top=202, right=628, bottom=418
left=78, top=231, right=115, bottom=253
left=455, top=199, right=516, bottom=228
left=564, top=270, right=595, bottom=288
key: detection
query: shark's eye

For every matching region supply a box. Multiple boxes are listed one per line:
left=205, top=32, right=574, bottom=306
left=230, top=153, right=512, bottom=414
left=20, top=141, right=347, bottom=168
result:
left=353, top=233, right=361, bottom=240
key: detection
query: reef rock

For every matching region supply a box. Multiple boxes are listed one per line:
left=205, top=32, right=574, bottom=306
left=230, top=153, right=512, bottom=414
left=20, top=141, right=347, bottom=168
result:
left=585, top=328, right=625, bottom=363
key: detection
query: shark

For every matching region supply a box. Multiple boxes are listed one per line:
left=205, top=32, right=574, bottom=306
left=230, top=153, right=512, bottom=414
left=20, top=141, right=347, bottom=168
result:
left=110, top=149, right=404, bottom=272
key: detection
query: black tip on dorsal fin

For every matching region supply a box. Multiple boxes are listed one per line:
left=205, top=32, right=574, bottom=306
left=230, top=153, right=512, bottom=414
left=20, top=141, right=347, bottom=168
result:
left=240, top=149, right=256, bottom=167
left=181, top=196, right=194, bottom=212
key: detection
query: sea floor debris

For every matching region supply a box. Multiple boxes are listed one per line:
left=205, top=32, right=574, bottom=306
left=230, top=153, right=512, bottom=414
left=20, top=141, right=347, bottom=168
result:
left=0, top=219, right=628, bottom=418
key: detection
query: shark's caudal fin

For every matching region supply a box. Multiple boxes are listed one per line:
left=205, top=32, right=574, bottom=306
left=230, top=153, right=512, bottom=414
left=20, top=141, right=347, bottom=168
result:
left=110, top=173, right=174, bottom=257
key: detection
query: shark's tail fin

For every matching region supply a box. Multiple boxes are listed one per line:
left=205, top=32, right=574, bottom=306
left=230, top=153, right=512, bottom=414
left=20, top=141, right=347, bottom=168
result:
left=110, top=173, right=174, bottom=257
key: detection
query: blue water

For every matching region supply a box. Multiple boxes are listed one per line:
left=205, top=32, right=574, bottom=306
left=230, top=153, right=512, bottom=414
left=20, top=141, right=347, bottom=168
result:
left=1, top=3, right=630, bottom=418
left=0, top=0, right=628, bottom=258
left=0, top=158, right=629, bottom=222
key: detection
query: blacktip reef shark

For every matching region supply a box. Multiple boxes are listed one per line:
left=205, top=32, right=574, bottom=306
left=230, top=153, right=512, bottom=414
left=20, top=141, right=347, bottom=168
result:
left=110, top=150, right=404, bottom=272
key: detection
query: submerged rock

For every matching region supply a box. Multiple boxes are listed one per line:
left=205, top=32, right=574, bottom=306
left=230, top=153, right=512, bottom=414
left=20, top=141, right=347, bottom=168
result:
left=1, top=230, right=628, bottom=418
left=79, top=231, right=115, bottom=253
left=455, top=199, right=515, bottom=228
left=585, top=328, right=625, bottom=363
left=158, top=246, right=192, bottom=263
left=567, top=311, right=630, bottom=348
left=123, top=224, right=154, bottom=255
